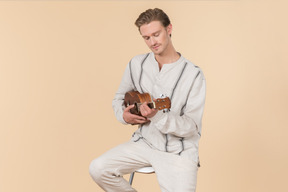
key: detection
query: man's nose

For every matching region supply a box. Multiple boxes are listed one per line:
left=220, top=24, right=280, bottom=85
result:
left=150, top=37, right=156, bottom=45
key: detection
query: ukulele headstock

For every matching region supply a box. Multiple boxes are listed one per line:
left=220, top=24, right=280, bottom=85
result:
left=154, top=97, right=171, bottom=111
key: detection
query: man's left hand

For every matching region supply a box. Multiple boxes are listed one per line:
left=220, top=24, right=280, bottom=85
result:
left=140, top=101, right=158, bottom=118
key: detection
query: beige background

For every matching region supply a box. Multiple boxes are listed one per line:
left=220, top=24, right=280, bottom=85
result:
left=0, top=0, right=287, bottom=192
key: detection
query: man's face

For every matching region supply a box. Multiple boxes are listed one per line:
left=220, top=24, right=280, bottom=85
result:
left=139, top=21, right=172, bottom=55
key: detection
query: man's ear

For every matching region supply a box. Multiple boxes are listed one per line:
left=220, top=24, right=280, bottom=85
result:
left=166, top=24, right=172, bottom=36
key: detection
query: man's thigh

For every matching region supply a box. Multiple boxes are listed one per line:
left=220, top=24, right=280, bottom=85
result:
left=90, top=140, right=152, bottom=176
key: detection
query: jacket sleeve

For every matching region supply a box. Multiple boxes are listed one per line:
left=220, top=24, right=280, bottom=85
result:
left=149, top=70, right=206, bottom=137
left=112, top=63, right=134, bottom=124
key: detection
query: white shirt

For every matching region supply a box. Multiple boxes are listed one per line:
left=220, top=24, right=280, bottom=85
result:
left=112, top=52, right=206, bottom=161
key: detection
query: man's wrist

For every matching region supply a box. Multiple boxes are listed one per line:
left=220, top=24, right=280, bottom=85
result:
left=148, top=110, right=164, bottom=122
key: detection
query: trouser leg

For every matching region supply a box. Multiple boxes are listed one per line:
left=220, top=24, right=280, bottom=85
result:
left=151, top=149, right=199, bottom=192
left=89, top=140, right=151, bottom=192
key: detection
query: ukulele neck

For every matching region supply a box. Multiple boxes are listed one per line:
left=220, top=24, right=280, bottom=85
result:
left=135, top=102, right=155, bottom=111
left=136, top=98, right=169, bottom=111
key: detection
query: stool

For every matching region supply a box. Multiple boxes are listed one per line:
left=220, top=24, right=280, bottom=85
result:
left=129, top=166, right=155, bottom=185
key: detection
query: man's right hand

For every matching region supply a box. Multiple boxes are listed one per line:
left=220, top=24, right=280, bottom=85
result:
left=123, top=105, right=150, bottom=125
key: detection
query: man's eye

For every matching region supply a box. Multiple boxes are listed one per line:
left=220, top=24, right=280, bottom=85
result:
left=154, top=33, right=159, bottom=37
left=144, top=37, right=150, bottom=40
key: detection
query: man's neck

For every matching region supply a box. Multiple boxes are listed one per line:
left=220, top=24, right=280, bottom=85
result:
left=155, top=43, right=180, bottom=70
left=155, top=47, right=180, bottom=70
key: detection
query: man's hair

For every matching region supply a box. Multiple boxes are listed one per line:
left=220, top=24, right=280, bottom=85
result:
left=135, top=8, right=171, bottom=30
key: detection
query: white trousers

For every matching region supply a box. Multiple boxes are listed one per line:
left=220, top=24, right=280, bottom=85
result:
left=89, top=139, right=198, bottom=192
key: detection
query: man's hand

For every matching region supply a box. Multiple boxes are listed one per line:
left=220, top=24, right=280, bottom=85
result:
left=140, top=101, right=158, bottom=118
left=123, top=105, right=150, bottom=125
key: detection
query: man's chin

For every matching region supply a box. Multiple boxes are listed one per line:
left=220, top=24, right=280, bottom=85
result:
left=151, top=50, right=162, bottom=55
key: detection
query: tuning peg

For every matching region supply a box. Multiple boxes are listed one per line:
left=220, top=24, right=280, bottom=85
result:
left=163, top=108, right=170, bottom=113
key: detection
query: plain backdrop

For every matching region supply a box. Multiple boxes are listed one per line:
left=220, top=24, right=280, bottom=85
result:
left=0, top=0, right=287, bottom=192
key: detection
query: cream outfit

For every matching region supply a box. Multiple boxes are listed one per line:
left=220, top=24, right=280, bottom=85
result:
left=89, top=52, right=206, bottom=192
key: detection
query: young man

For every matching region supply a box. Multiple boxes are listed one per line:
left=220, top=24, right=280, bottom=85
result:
left=89, top=8, right=206, bottom=192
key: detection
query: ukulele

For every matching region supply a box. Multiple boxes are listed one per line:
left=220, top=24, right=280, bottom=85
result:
left=124, top=91, right=171, bottom=116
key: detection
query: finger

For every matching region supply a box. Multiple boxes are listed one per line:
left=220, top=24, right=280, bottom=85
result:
left=130, top=113, right=147, bottom=121
left=140, top=102, right=151, bottom=112
left=151, top=108, right=157, bottom=112
left=142, top=104, right=150, bottom=111
left=124, top=104, right=135, bottom=112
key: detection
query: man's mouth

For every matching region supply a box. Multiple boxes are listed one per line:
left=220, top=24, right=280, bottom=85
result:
left=152, top=45, right=160, bottom=50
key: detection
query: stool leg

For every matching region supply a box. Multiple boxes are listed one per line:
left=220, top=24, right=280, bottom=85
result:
left=129, top=172, right=135, bottom=185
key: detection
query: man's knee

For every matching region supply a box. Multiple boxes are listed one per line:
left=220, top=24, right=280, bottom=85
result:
left=89, top=158, right=106, bottom=183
